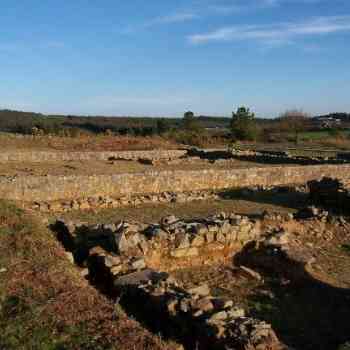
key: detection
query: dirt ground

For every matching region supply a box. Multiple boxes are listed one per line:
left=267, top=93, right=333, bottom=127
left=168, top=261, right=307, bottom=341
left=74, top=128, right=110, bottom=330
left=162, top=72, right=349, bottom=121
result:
left=0, top=158, right=281, bottom=176
left=0, top=133, right=178, bottom=151
left=54, top=190, right=305, bottom=224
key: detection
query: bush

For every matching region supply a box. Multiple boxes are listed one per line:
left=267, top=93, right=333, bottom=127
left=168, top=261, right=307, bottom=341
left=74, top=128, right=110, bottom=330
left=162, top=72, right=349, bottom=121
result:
left=231, top=107, right=258, bottom=141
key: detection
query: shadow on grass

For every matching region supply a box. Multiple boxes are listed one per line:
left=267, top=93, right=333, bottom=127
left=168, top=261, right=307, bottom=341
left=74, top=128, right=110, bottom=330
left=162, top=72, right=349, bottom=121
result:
left=234, top=243, right=350, bottom=350
left=217, top=186, right=310, bottom=211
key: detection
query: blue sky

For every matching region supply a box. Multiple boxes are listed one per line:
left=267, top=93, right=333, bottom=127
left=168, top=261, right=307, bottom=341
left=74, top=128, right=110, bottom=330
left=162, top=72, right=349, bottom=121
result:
left=1, top=0, right=350, bottom=117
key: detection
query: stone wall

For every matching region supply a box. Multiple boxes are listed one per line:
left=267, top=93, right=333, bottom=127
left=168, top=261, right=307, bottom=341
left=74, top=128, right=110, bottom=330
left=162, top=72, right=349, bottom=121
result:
left=52, top=213, right=285, bottom=349
left=0, top=149, right=187, bottom=163
left=2, top=164, right=350, bottom=202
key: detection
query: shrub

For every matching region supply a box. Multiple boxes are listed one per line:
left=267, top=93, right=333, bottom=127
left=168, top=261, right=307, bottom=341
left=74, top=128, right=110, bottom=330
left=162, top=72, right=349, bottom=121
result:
left=231, top=107, right=258, bottom=141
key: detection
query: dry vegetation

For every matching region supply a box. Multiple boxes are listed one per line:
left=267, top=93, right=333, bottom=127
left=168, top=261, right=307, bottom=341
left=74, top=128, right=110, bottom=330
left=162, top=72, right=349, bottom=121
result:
left=0, top=200, right=179, bottom=350
left=0, top=133, right=179, bottom=152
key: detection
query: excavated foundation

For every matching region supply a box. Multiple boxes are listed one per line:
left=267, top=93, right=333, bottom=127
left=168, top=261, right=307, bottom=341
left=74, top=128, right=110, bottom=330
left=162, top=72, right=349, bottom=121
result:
left=51, top=206, right=350, bottom=350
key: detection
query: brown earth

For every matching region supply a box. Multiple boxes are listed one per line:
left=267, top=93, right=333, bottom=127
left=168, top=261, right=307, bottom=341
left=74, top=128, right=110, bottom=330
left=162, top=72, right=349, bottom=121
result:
left=0, top=158, right=280, bottom=176
left=0, top=134, right=178, bottom=151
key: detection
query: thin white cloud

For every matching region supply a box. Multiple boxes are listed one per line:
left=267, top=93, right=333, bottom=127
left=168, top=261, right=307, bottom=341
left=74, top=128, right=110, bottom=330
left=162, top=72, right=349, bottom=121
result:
left=125, top=11, right=199, bottom=33
left=153, top=12, right=199, bottom=24
left=188, top=15, right=350, bottom=44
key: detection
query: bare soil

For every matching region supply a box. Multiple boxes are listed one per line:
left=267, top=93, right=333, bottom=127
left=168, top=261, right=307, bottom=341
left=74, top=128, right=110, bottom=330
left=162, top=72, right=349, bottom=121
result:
left=0, top=158, right=280, bottom=176
left=0, top=134, right=178, bottom=151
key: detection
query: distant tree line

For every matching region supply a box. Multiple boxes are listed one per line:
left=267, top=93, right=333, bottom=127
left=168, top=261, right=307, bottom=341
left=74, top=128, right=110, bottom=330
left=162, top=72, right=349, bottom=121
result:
left=1, top=108, right=349, bottom=147
left=0, top=109, right=230, bottom=136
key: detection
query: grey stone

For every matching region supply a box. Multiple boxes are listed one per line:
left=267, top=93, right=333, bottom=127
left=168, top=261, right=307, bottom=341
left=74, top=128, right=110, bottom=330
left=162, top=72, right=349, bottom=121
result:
left=161, top=215, right=178, bottom=227
left=188, top=284, right=210, bottom=297
left=104, top=254, right=121, bottom=268
left=227, top=307, right=245, bottom=319
left=114, top=269, right=168, bottom=287
left=264, top=231, right=290, bottom=247
left=208, top=311, right=228, bottom=323
left=131, top=258, right=146, bottom=270
left=240, top=266, right=262, bottom=281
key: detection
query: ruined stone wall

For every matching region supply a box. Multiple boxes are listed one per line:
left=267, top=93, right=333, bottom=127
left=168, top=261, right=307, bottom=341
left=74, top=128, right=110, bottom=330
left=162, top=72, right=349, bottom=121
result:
left=0, top=149, right=187, bottom=163
left=2, top=164, right=350, bottom=202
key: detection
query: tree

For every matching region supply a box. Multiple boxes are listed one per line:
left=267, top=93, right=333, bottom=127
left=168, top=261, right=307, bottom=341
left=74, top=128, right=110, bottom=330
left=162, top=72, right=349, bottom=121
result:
left=183, top=111, right=200, bottom=131
left=156, top=118, right=170, bottom=135
left=278, top=109, right=310, bottom=144
left=231, top=106, right=257, bottom=141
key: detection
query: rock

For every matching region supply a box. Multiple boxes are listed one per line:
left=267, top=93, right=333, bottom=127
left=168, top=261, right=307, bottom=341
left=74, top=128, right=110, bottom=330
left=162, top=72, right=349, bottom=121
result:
left=79, top=201, right=91, bottom=210
left=104, top=254, right=121, bottom=268
left=114, top=269, right=168, bottom=287
left=188, top=284, right=210, bottom=297
left=175, top=193, right=187, bottom=203
left=80, top=268, right=89, bottom=277
left=103, top=223, right=117, bottom=232
left=171, top=247, right=199, bottom=258
left=110, top=265, right=123, bottom=276
left=131, top=258, right=146, bottom=270
left=65, top=252, right=75, bottom=264
left=195, top=297, right=214, bottom=312
left=205, top=231, right=215, bottom=243
left=175, top=233, right=190, bottom=249
left=226, top=307, right=245, bottom=319
left=216, top=232, right=226, bottom=244
left=190, top=235, right=205, bottom=247
left=161, top=215, right=178, bottom=227
left=179, top=298, right=191, bottom=313
left=49, top=202, right=63, bottom=212
left=138, top=239, right=149, bottom=254
left=264, top=231, right=290, bottom=247
left=240, top=266, right=262, bottom=281
left=220, top=221, right=231, bottom=234
left=114, top=231, right=142, bottom=253
left=0, top=267, right=7, bottom=273
left=208, top=311, right=228, bottom=323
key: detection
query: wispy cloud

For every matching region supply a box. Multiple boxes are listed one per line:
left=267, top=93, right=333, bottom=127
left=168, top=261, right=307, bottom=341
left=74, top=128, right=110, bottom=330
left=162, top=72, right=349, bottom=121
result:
left=124, top=11, right=199, bottom=33
left=205, top=0, right=323, bottom=14
left=188, top=15, right=350, bottom=45
left=152, top=12, right=199, bottom=25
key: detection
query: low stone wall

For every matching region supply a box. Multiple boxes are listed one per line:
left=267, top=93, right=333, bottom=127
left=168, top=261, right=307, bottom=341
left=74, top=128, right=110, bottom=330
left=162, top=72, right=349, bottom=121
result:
left=0, top=149, right=187, bottom=163
left=53, top=212, right=285, bottom=349
left=2, top=164, right=350, bottom=202
left=191, top=148, right=348, bottom=165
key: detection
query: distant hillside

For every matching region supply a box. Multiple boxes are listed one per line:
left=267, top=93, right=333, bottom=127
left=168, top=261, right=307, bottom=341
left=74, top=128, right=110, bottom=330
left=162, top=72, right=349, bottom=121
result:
left=0, top=109, right=231, bottom=135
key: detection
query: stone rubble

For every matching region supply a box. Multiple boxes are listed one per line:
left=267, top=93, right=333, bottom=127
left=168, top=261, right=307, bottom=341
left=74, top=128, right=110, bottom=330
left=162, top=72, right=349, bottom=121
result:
left=54, top=212, right=263, bottom=272
left=33, top=189, right=221, bottom=212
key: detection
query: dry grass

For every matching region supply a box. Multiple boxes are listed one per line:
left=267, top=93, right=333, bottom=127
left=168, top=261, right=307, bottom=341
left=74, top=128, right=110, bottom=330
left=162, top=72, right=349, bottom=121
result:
left=0, top=200, right=179, bottom=350
left=316, top=137, right=350, bottom=151
left=0, top=133, right=178, bottom=152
